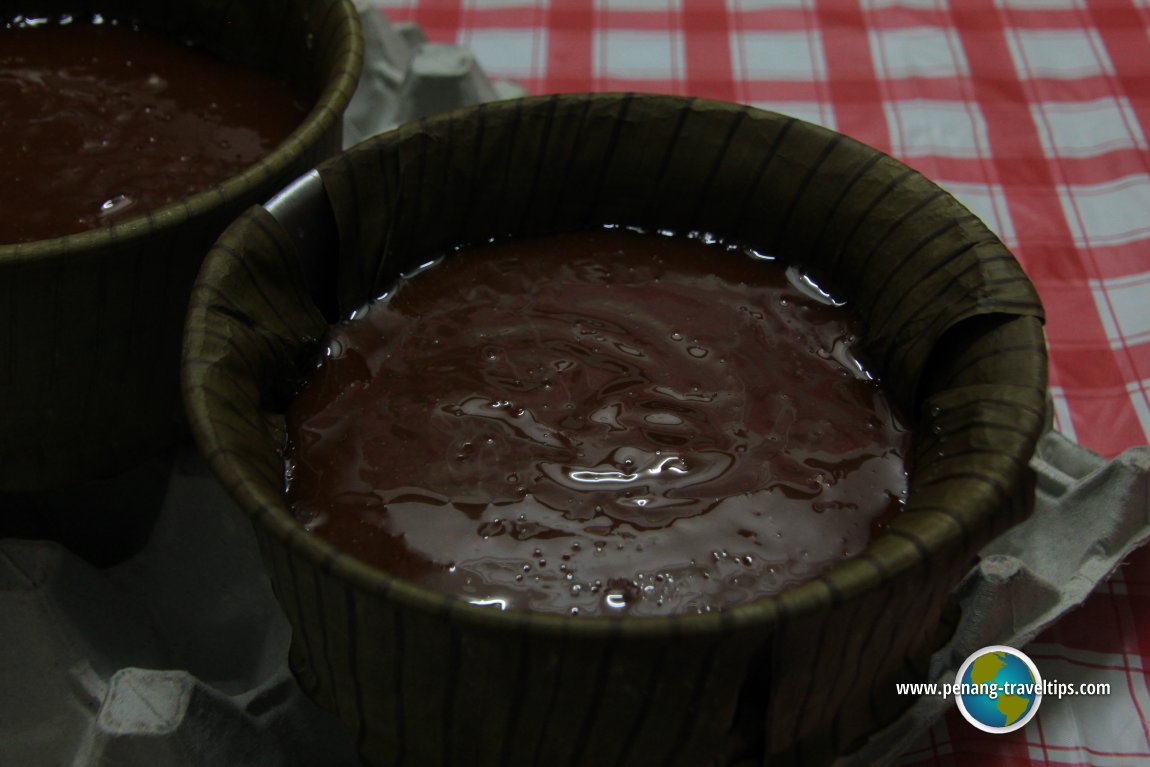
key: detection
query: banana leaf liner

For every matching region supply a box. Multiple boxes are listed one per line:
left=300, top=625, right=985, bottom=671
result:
left=184, top=93, right=1048, bottom=766
left=0, top=0, right=362, bottom=493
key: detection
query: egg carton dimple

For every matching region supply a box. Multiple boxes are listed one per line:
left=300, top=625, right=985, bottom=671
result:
left=0, top=456, right=364, bottom=767
left=343, top=5, right=525, bottom=147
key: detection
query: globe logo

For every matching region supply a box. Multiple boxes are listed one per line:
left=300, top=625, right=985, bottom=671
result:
left=954, top=645, right=1043, bottom=733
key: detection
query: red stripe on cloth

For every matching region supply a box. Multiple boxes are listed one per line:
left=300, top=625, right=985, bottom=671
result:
left=880, top=77, right=970, bottom=103
left=1122, top=593, right=1150, bottom=689
left=813, top=0, right=890, bottom=152
left=1026, top=74, right=1150, bottom=104
left=1046, top=344, right=1137, bottom=394
left=1007, top=241, right=1098, bottom=285
left=1028, top=744, right=1150, bottom=759
left=1042, top=288, right=1119, bottom=348
left=938, top=720, right=1036, bottom=762
left=1032, top=713, right=1054, bottom=766
left=738, top=80, right=840, bottom=104
left=594, top=77, right=681, bottom=95
left=899, top=158, right=994, bottom=195
left=595, top=8, right=677, bottom=31
left=728, top=7, right=826, bottom=33
left=1123, top=546, right=1150, bottom=591
left=1029, top=647, right=1150, bottom=674
left=1084, top=2, right=1150, bottom=178
left=1054, top=152, right=1150, bottom=187
left=876, top=7, right=952, bottom=29
left=680, top=0, right=737, bottom=102
left=950, top=0, right=1141, bottom=458
left=1107, top=585, right=1150, bottom=750
left=978, top=7, right=1096, bottom=31
left=385, top=0, right=463, bottom=43
left=543, top=0, right=596, bottom=93
left=453, top=7, right=552, bottom=30
left=377, top=2, right=417, bottom=24
left=1036, top=594, right=1126, bottom=655
left=1051, top=381, right=1147, bottom=458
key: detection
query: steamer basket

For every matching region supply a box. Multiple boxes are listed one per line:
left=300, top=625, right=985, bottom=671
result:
left=0, top=0, right=362, bottom=494
left=184, top=94, right=1048, bottom=766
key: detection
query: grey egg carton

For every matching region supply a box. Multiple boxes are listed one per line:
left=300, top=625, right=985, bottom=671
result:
left=0, top=455, right=362, bottom=767
left=343, top=6, right=525, bottom=148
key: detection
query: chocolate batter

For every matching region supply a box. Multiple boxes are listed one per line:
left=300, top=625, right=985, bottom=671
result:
left=0, top=15, right=306, bottom=243
left=286, top=229, right=910, bottom=616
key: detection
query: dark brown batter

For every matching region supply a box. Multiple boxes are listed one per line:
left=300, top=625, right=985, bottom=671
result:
left=286, top=229, right=910, bottom=616
left=0, top=15, right=306, bottom=243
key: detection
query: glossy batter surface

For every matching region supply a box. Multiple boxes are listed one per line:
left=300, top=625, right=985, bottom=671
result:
left=286, top=229, right=910, bottom=616
left=0, top=16, right=306, bottom=243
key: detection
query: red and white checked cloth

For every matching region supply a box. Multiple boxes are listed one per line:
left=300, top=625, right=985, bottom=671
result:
left=376, top=1, right=1150, bottom=764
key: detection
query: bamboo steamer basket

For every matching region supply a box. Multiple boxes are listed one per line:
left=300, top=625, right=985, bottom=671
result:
left=184, top=94, right=1047, bottom=766
left=0, top=0, right=362, bottom=495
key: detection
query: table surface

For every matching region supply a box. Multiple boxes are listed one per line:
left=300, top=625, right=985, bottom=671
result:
left=376, top=1, right=1150, bottom=764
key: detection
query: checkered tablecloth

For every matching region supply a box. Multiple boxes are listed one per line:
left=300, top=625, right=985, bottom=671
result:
left=375, top=1, right=1150, bottom=764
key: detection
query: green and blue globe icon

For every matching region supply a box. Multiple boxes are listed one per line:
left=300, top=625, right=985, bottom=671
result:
left=955, top=645, right=1043, bottom=733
